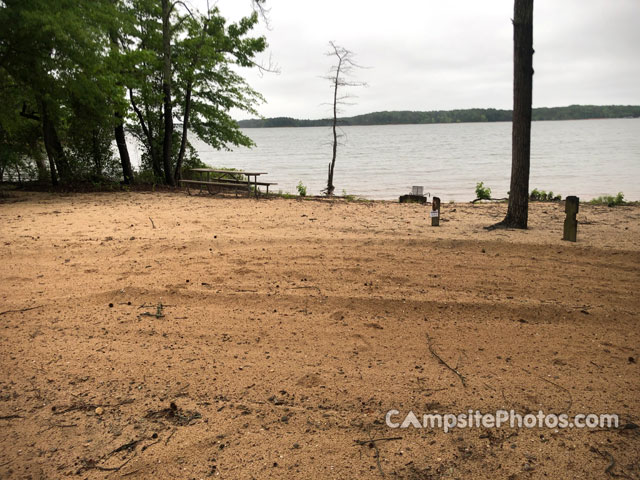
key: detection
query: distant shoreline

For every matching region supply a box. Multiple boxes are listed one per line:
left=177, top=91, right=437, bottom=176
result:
left=237, top=105, right=640, bottom=128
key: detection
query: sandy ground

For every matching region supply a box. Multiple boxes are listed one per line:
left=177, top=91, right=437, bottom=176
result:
left=0, top=190, right=639, bottom=479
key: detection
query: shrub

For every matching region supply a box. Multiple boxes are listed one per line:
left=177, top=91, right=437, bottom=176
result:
left=590, top=192, right=625, bottom=207
left=475, top=182, right=492, bottom=200
left=296, top=181, right=307, bottom=197
left=530, top=188, right=562, bottom=202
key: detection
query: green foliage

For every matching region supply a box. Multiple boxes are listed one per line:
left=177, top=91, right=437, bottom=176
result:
left=296, top=181, right=307, bottom=197
left=590, top=192, right=625, bottom=207
left=475, top=182, right=492, bottom=200
left=530, top=188, right=562, bottom=202
left=134, top=169, right=163, bottom=185
left=128, top=2, right=266, bottom=182
left=0, top=0, right=266, bottom=186
left=0, top=0, right=124, bottom=183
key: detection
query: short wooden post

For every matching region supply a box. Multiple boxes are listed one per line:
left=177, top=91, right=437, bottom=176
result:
left=563, top=196, right=579, bottom=242
left=431, top=196, right=441, bottom=226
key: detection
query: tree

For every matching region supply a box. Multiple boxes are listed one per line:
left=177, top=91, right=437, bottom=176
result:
left=0, top=0, right=130, bottom=185
left=323, top=42, right=366, bottom=196
left=172, top=9, right=267, bottom=181
left=126, top=1, right=266, bottom=183
left=496, top=0, right=534, bottom=228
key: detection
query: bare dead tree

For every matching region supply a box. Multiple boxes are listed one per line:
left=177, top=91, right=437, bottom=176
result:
left=251, top=0, right=271, bottom=29
left=323, top=42, right=366, bottom=196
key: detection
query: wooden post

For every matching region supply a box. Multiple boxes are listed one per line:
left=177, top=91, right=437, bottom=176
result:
left=563, top=196, right=579, bottom=242
left=431, top=196, right=441, bottom=227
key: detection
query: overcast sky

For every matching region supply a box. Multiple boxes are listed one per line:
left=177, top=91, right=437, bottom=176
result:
left=191, top=0, right=640, bottom=120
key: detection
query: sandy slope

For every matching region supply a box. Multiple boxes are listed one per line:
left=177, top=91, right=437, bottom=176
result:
left=1, top=191, right=639, bottom=479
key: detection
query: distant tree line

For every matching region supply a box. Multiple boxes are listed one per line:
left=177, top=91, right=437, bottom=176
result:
left=237, top=105, right=640, bottom=128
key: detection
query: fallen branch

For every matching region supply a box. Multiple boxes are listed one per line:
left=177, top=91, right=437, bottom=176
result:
left=471, top=197, right=508, bottom=204
left=81, top=456, right=133, bottom=473
left=426, top=334, right=467, bottom=387
left=0, top=305, right=45, bottom=316
left=149, top=217, right=156, bottom=229
left=0, top=414, right=24, bottom=420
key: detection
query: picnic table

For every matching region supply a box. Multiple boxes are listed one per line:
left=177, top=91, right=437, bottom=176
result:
left=179, top=168, right=277, bottom=198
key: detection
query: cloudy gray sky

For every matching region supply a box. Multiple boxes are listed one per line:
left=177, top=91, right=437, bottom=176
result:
left=193, top=0, right=640, bottom=120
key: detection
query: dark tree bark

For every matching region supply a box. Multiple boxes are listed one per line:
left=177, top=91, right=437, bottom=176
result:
left=327, top=60, right=340, bottom=196
left=114, top=111, right=134, bottom=184
left=161, top=0, right=175, bottom=186
left=500, top=0, right=534, bottom=228
left=109, top=27, right=135, bottom=185
left=174, top=81, right=192, bottom=182
left=40, top=99, right=71, bottom=184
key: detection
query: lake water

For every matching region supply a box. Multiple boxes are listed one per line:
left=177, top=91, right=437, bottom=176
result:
left=185, top=118, right=640, bottom=201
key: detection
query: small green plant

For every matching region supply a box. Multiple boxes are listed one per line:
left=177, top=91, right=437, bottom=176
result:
left=341, top=189, right=356, bottom=201
left=590, top=192, right=624, bottom=207
left=296, top=181, right=307, bottom=197
left=274, top=190, right=296, bottom=199
left=475, top=182, right=492, bottom=200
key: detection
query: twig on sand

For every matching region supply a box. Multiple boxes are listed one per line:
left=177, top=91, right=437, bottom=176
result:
left=354, top=434, right=401, bottom=478
left=426, top=334, right=467, bottom=387
left=0, top=414, right=24, bottom=420
left=0, top=305, right=45, bottom=316
left=165, top=427, right=177, bottom=445
left=121, top=469, right=141, bottom=477
left=589, top=447, right=631, bottom=478
left=149, top=217, right=156, bottom=229
left=81, top=455, right=134, bottom=473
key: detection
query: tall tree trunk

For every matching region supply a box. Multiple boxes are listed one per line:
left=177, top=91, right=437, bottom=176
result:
left=40, top=99, right=71, bottom=184
left=114, top=111, right=134, bottom=184
left=174, top=81, right=192, bottom=182
left=161, top=0, right=175, bottom=186
left=502, top=0, right=534, bottom=228
left=174, top=17, right=210, bottom=183
left=108, top=26, right=135, bottom=185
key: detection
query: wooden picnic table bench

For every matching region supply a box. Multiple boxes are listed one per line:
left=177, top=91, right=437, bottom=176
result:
left=179, top=168, right=277, bottom=197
